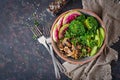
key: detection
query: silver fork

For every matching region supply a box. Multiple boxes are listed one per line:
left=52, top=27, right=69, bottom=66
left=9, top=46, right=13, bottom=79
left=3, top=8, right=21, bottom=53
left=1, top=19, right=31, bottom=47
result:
left=30, top=26, right=66, bottom=79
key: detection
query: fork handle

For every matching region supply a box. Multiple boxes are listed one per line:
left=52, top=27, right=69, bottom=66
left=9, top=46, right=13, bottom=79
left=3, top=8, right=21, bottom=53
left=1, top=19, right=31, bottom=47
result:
left=38, top=37, right=66, bottom=79
left=46, top=37, right=51, bottom=44
left=43, top=43, right=61, bottom=79
left=49, top=45, right=61, bottom=79
left=48, top=43, right=66, bottom=78
left=45, top=37, right=66, bottom=73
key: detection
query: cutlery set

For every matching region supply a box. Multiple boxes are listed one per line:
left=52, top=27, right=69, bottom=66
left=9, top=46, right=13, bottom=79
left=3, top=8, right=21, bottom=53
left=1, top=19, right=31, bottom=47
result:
left=30, top=26, right=66, bottom=79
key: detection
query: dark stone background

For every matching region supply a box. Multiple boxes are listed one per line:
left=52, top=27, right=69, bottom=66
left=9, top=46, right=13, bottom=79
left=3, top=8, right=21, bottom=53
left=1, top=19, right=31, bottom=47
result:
left=0, top=0, right=119, bottom=80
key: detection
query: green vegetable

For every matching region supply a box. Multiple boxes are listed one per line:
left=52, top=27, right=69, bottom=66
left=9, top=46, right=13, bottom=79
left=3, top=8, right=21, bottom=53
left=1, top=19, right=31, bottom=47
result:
left=89, top=39, right=98, bottom=48
left=99, top=27, right=105, bottom=39
left=85, top=16, right=98, bottom=32
left=65, top=31, right=71, bottom=38
left=82, top=48, right=87, bottom=54
left=99, top=27, right=105, bottom=47
left=90, top=46, right=98, bottom=56
left=80, top=48, right=87, bottom=58
left=80, top=35, right=88, bottom=45
left=69, top=20, right=85, bottom=36
left=76, top=14, right=86, bottom=22
left=80, top=31, right=97, bottom=48
left=63, top=13, right=105, bottom=59
left=95, top=29, right=101, bottom=47
left=65, top=20, right=86, bottom=46
left=71, top=38, right=78, bottom=46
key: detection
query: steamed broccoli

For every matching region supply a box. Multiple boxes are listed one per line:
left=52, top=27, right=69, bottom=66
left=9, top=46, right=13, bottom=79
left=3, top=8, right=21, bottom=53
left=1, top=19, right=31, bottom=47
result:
left=65, top=15, right=101, bottom=48
left=65, top=20, right=86, bottom=46
left=65, top=20, right=85, bottom=38
left=85, top=16, right=98, bottom=32
left=76, top=14, right=86, bottom=22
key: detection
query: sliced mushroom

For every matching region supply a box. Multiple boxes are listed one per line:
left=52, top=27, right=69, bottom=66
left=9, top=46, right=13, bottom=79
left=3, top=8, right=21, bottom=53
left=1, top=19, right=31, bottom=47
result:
left=63, top=46, right=72, bottom=54
left=62, top=38, right=72, bottom=47
left=69, top=50, right=79, bottom=59
left=67, top=52, right=74, bottom=56
left=74, top=50, right=79, bottom=59
left=71, top=54, right=75, bottom=58
left=58, top=42, right=64, bottom=50
left=60, top=50, right=64, bottom=54
left=72, top=45, right=76, bottom=50
left=76, top=45, right=81, bottom=50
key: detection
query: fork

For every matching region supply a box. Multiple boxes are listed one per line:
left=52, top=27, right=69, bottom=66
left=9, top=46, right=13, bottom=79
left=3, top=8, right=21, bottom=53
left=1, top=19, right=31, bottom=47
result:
left=30, top=26, right=66, bottom=79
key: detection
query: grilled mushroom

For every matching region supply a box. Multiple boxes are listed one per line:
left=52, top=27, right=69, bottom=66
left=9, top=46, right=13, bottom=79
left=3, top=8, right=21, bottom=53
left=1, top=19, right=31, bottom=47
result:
left=58, top=42, right=64, bottom=50
left=64, top=46, right=72, bottom=54
left=67, top=52, right=74, bottom=56
left=76, top=45, right=81, bottom=49
left=74, top=50, right=79, bottom=59
left=62, top=38, right=72, bottom=47
left=72, top=45, right=76, bottom=50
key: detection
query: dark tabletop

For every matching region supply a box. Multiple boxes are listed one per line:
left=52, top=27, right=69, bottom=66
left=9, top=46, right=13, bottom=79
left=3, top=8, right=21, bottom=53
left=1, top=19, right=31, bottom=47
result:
left=0, top=0, right=120, bottom=80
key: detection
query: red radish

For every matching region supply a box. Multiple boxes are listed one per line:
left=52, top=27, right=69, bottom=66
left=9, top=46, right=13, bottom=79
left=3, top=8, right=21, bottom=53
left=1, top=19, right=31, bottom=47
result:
left=52, top=24, right=59, bottom=42
left=63, top=11, right=81, bottom=25
left=52, top=15, right=65, bottom=42
left=56, top=16, right=64, bottom=30
left=53, top=11, right=80, bottom=42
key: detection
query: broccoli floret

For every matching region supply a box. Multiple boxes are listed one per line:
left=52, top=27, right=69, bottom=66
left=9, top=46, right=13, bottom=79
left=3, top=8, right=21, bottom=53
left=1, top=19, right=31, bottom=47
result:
left=65, top=20, right=86, bottom=46
left=69, top=20, right=85, bottom=36
left=76, top=14, right=86, bottom=22
left=85, top=16, right=98, bottom=32
left=65, top=15, right=100, bottom=48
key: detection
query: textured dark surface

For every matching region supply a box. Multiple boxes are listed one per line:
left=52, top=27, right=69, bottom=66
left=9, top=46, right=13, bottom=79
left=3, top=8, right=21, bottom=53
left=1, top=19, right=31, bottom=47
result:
left=0, top=0, right=120, bottom=80
left=0, top=0, right=81, bottom=80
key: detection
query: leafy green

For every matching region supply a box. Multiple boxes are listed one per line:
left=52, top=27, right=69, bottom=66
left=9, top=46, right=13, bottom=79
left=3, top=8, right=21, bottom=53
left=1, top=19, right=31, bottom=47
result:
left=82, top=48, right=87, bottom=54
left=76, top=14, right=86, bottom=22
left=65, top=20, right=86, bottom=46
left=64, top=14, right=104, bottom=57
left=85, top=16, right=98, bottom=33
left=89, top=39, right=98, bottom=48
left=71, top=38, right=78, bottom=46
left=69, top=20, right=86, bottom=36
left=65, top=20, right=85, bottom=38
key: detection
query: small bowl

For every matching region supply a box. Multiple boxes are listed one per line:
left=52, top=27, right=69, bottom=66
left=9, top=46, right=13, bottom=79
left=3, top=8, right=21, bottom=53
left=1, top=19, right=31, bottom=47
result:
left=50, top=9, right=107, bottom=64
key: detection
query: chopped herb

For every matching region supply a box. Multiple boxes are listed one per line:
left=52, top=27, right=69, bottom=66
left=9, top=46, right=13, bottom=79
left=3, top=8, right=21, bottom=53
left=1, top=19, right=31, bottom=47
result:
left=32, top=35, right=37, bottom=40
left=34, top=20, right=39, bottom=26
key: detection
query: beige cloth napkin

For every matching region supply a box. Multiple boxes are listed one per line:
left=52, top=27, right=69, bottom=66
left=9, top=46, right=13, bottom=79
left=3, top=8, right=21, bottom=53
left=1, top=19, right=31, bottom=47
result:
left=62, top=0, right=120, bottom=80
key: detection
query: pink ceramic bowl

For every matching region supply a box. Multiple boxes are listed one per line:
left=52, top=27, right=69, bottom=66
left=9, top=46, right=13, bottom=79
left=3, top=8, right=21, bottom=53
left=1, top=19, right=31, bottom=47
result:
left=50, top=9, right=107, bottom=64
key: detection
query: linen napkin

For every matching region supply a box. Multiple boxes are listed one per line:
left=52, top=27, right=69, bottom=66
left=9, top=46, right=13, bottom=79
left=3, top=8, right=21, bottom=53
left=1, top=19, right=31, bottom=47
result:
left=62, top=0, right=120, bottom=80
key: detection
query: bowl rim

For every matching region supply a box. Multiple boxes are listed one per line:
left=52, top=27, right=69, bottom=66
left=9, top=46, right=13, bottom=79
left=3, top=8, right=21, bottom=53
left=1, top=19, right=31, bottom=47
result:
left=50, top=9, right=107, bottom=64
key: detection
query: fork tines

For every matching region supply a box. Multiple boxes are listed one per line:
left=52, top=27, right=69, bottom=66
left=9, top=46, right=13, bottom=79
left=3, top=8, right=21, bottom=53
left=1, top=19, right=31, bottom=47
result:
left=30, top=26, right=43, bottom=38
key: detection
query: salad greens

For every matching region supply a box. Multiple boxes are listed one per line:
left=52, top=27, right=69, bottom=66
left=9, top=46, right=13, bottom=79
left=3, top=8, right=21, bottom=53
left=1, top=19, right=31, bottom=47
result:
left=65, top=20, right=85, bottom=37
left=64, top=14, right=104, bottom=57
left=76, top=14, right=86, bottom=23
left=65, top=20, right=86, bottom=46
left=85, top=16, right=98, bottom=31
